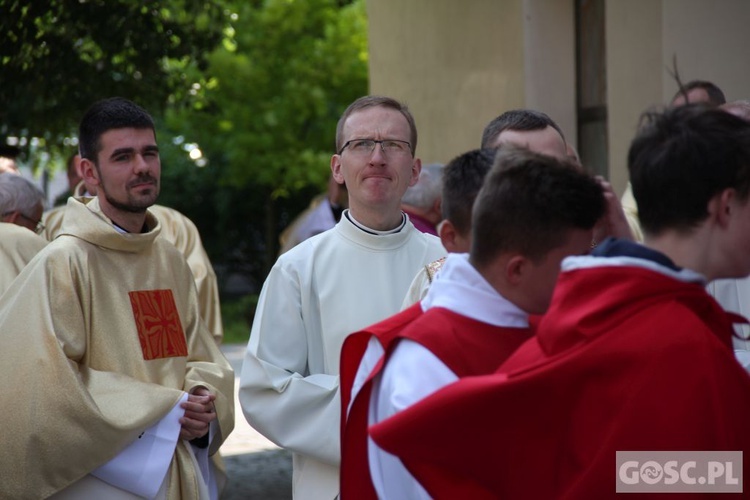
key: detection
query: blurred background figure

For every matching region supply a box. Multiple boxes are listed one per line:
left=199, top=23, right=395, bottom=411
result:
left=670, top=79, right=726, bottom=107
left=0, top=172, right=45, bottom=234
left=481, top=109, right=568, bottom=159
left=278, top=174, right=348, bottom=254
left=622, top=79, right=727, bottom=242
left=0, top=145, right=21, bottom=174
left=0, top=172, right=48, bottom=296
left=722, top=99, right=750, bottom=120
left=400, top=162, right=444, bottom=236
left=52, top=153, right=83, bottom=207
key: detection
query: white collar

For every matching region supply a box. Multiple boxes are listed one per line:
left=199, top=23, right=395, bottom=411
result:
left=422, top=253, right=528, bottom=327
left=344, top=209, right=406, bottom=235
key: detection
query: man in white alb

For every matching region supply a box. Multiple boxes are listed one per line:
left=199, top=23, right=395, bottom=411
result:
left=239, top=95, right=445, bottom=499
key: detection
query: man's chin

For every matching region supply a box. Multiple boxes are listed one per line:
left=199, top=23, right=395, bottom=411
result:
left=106, top=195, right=158, bottom=213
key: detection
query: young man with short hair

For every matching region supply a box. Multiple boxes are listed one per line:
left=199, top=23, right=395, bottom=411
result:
left=403, top=108, right=630, bottom=306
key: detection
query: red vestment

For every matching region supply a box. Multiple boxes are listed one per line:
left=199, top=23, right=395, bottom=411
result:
left=340, top=305, right=531, bottom=498
left=371, top=264, right=750, bottom=499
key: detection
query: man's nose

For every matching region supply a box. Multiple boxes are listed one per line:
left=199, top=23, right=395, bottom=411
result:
left=133, top=154, right=150, bottom=172
left=369, top=143, right=386, bottom=164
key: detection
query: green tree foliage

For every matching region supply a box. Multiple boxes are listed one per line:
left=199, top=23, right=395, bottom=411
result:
left=0, top=0, right=228, bottom=164
left=1, top=0, right=368, bottom=289
left=166, top=0, right=368, bottom=195
left=160, top=0, right=368, bottom=277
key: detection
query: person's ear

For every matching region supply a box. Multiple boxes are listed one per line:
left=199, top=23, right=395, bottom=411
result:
left=713, top=188, right=735, bottom=228
left=505, top=255, right=529, bottom=285
left=439, top=220, right=460, bottom=252
left=80, top=157, right=100, bottom=186
left=409, top=158, right=422, bottom=187
left=331, top=154, right=345, bottom=185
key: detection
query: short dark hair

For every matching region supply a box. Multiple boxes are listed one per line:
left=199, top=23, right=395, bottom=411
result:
left=628, top=104, right=750, bottom=236
left=441, top=148, right=496, bottom=236
left=671, top=80, right=726, bottom=107
left=335, top=95, right=417, bottom=155
left=470, top=148, right=605, bottom=267
left=78, top=97, right=155, bottom=163
left=480, top=109, right=565, bottom=149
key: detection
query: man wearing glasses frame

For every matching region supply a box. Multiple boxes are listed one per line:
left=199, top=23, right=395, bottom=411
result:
left=240, top=95, right=446, bottom=499
left=0, top=172, right=48, bottom=296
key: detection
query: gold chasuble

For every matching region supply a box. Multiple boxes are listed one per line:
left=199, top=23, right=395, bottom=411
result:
left=0, top=197, right=234, bottom=499
left=149, top=205, right=224, bottom=345
left=44, top=189, right=224, bottom=345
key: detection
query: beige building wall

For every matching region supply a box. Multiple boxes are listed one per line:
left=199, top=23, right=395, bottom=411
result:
left=368, top=0, right=750, bottom=194
left=605, top=0, right=663, bottom=195
left=662, top=0, right=750, bottom=103
left=367, top=0, right=575, bottom=165
left=607, top=0, right=750, bottom=195
left=523, top=1, right=577, bottom=144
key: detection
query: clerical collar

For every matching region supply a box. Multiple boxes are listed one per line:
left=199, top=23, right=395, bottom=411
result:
left=344, top=210, right=406, bottom=235
left=111, top=221, right=150, bottom=234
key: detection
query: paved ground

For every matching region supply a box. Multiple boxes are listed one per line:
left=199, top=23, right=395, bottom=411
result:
left=219, top=344, right=293, bottom=499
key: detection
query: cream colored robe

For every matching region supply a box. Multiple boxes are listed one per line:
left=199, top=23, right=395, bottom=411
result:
left=239, top=212, right=445, bottom=499
left=0, top=197, right=234, bottom=499
left=149, top=205, right=224, bottom=345
left=400, top=256, right=447, bottom=309
left=0, top=222, right=47, bottom=296
left=707, top=278, right=750, bottom=372
left=620, top=182, right=645, bottom=243
left=43, top=195, right=224, bottom=344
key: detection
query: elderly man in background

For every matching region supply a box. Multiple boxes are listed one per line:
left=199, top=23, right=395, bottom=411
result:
left=400, top=162, right=444, bottom=235
left=0, top=172, right=48, bottom=295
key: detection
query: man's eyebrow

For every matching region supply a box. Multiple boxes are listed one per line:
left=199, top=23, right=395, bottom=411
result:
left=109, top=145, right=159, bottom=159
left=109, top=147, right=135, bottom=159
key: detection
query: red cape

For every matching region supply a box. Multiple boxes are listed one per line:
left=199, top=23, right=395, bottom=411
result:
left=371, top=265, right=750, bottom=499
left=340, top=305, right=531, bottom=498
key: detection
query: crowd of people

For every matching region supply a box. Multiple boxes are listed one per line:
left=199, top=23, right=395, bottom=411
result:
left=1, top=79, right=750, bottom=499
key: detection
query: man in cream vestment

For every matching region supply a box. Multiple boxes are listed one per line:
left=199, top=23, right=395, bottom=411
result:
left=0, top=98, right=233, bottom=499
left=240, top=96, right=445, bottom=499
